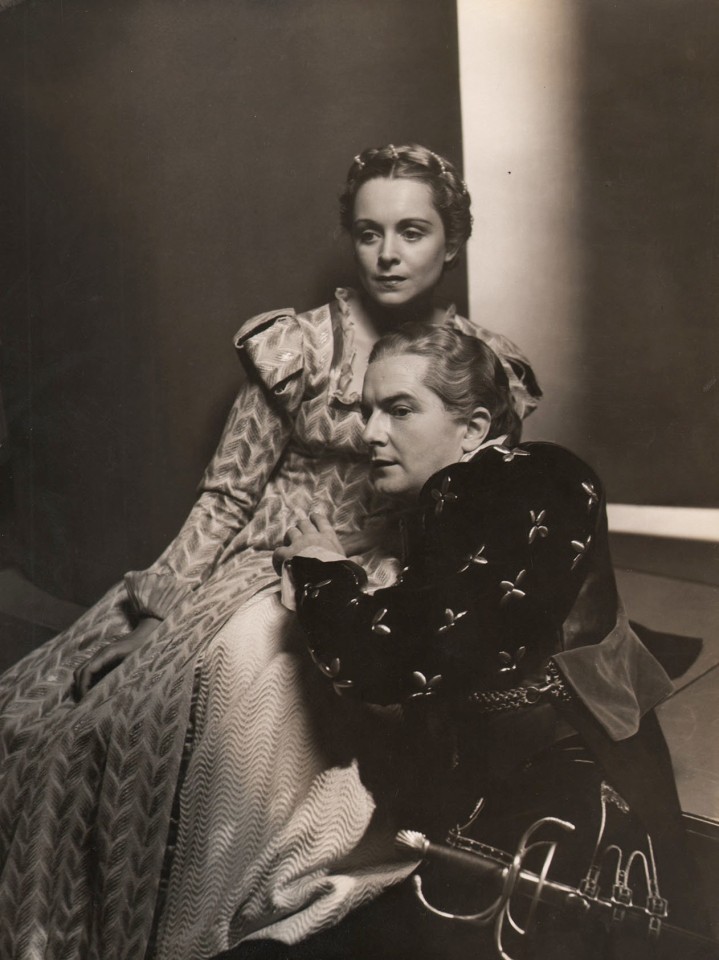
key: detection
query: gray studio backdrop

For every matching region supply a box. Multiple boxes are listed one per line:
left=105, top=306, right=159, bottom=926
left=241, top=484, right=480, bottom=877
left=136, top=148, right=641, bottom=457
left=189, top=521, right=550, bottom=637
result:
left=0, top=0, right=466, bottom=604
left=1, top=0, right=717, bottom=609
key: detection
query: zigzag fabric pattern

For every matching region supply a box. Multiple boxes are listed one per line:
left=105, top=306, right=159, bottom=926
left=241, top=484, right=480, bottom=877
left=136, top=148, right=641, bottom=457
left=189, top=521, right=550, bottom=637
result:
left=155, top=594, right=414, bottom=958
left=0, top=294, right=533, bottom=958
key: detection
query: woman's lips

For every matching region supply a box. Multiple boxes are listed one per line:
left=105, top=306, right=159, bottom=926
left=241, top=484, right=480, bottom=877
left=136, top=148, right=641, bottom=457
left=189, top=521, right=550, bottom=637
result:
left=374, top=276, right=406, bottom=287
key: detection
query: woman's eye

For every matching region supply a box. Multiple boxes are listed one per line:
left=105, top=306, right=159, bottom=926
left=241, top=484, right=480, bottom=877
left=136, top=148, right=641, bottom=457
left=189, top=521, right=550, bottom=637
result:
left=402, top=229, right=425, bottom=242
left=357, top=230, right=379, bottom=245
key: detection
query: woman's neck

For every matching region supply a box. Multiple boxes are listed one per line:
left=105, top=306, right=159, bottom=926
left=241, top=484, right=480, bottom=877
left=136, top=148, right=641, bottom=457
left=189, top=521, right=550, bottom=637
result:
left=358, top=288, right=442, bottom=334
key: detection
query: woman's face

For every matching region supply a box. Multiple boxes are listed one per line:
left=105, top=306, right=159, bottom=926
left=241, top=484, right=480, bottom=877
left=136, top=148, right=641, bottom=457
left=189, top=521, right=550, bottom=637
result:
left=351, top=178, right=455, bottom=310
left=361, top=353, right=468, bottom=499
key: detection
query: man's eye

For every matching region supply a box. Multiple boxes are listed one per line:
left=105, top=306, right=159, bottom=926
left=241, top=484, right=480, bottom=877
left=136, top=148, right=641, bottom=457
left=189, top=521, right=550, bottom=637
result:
left=391, top=406, right=412, bottom=419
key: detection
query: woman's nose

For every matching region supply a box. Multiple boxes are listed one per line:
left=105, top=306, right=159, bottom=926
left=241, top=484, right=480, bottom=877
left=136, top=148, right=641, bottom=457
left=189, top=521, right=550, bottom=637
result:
left=377, top=234, right=399, bottom=267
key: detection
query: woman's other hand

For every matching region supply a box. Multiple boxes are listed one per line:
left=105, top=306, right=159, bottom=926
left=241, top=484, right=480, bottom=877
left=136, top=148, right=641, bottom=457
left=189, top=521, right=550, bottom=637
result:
left=73, top=616, right=161, bottom=700
left=273, top=513, right=345, bottom=572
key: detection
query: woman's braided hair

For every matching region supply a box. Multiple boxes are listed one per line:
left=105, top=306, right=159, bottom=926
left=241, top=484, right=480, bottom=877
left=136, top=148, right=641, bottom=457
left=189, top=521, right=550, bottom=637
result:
left=339, top=143, right=472, bottom=269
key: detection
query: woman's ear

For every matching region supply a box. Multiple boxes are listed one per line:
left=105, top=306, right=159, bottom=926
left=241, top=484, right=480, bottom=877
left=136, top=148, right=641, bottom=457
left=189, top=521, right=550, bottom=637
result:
left=460, top=406, right=492, bottom=455
left=443, top=244, right=460, bottom=266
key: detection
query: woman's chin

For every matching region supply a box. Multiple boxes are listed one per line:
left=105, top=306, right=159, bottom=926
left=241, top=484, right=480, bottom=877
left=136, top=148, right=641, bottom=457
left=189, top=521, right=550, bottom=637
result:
left=363, top=293, right=414, bottom=319
left=372, top=287, right=412, bottom=307
left=360, top=283, right=433, bottom=317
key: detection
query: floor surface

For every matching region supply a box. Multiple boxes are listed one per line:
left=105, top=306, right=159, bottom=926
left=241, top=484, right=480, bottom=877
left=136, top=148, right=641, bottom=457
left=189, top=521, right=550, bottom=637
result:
left=615, top=568, right=719, bottom=822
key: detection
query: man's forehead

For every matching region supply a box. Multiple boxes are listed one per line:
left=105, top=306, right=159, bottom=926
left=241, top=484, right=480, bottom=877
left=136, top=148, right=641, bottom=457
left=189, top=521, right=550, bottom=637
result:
left=363, top=355, right=428, bottom=401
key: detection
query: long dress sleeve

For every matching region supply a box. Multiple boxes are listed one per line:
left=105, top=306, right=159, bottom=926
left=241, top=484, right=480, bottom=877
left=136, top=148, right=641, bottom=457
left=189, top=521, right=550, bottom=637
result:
left=124, top=310, right=306, bottom=619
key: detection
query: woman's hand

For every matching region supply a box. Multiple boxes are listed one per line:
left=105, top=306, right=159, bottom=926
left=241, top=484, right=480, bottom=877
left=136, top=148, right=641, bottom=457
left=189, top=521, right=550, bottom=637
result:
left=73, top=616, right=161, bottom=700
left=273, top=513, right=346, bottom=572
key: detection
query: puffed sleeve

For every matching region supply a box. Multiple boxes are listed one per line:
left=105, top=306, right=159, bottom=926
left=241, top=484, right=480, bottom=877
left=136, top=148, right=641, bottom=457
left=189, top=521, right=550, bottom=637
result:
left=291, top=553, right=421, bottom=704
left=448, top=315, right=543, bottom=420
left=124, top=310, right=305, bottom=619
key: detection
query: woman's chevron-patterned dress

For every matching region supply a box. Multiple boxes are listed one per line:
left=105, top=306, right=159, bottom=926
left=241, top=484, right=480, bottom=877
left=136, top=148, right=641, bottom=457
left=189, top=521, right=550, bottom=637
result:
left=0, top=292, right=537, bottom=959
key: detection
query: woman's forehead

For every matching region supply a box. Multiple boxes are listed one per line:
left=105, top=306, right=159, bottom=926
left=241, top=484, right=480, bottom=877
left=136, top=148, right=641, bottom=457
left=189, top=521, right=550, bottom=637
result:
left=353, top=177, right=438, bottom=224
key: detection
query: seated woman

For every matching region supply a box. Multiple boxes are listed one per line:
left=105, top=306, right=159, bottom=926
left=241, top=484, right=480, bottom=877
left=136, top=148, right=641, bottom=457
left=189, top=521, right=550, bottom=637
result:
left=281, top=323, right=710, bottom=958
left=0, top=145, right=541, bottom=960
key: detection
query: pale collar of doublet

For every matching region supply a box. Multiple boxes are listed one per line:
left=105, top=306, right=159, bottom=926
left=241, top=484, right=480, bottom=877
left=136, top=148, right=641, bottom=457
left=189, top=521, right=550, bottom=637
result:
left=328, top=286, right=457, bottom=407
left=461, top=434, right=509, bottom=462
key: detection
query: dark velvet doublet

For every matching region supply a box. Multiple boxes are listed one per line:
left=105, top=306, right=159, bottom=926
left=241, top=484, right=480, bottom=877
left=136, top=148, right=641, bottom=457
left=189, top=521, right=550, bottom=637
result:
left=291, top=441, right=670, bottom=731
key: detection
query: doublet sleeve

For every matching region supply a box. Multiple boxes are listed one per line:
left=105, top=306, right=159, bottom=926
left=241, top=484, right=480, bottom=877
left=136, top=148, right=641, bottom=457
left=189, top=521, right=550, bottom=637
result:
left=292, top=442, right=672, bottom=739
left=124, top=309, right=306, bottom=619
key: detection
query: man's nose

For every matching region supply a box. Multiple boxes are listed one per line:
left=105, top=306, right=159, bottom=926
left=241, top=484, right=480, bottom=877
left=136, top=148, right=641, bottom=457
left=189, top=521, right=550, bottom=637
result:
left=362, top=412, right=387, bottom=446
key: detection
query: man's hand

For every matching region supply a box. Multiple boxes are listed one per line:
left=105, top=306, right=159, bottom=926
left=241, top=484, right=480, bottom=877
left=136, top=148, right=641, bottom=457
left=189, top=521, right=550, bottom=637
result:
left=273, top=513, right=346, bottom=572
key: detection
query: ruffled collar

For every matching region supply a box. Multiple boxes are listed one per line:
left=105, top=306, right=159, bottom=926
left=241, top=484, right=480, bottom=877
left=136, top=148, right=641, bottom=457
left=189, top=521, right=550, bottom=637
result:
left=461, top=434, right=509, bottom=462
left=328, top=287, right=457, bottom=408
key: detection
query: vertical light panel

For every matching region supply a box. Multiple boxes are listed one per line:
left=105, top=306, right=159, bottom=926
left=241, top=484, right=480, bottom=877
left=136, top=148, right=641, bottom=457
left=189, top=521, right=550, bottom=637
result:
left=456, top=0, right=582, bottom=445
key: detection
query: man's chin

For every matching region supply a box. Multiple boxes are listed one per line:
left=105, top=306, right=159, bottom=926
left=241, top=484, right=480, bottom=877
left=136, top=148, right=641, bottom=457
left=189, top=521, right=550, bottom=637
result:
left=372, top=478, right=414, bottom=501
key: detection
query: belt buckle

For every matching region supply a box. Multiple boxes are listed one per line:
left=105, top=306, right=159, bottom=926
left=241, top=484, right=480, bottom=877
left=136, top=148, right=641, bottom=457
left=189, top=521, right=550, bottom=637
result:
left=524, top=675, right=557, bottom=704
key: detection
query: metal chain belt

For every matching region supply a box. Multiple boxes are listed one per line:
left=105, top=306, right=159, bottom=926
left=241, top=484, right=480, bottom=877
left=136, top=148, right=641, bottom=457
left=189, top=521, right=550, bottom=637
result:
left=468, top=660, right=572, bottom=713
